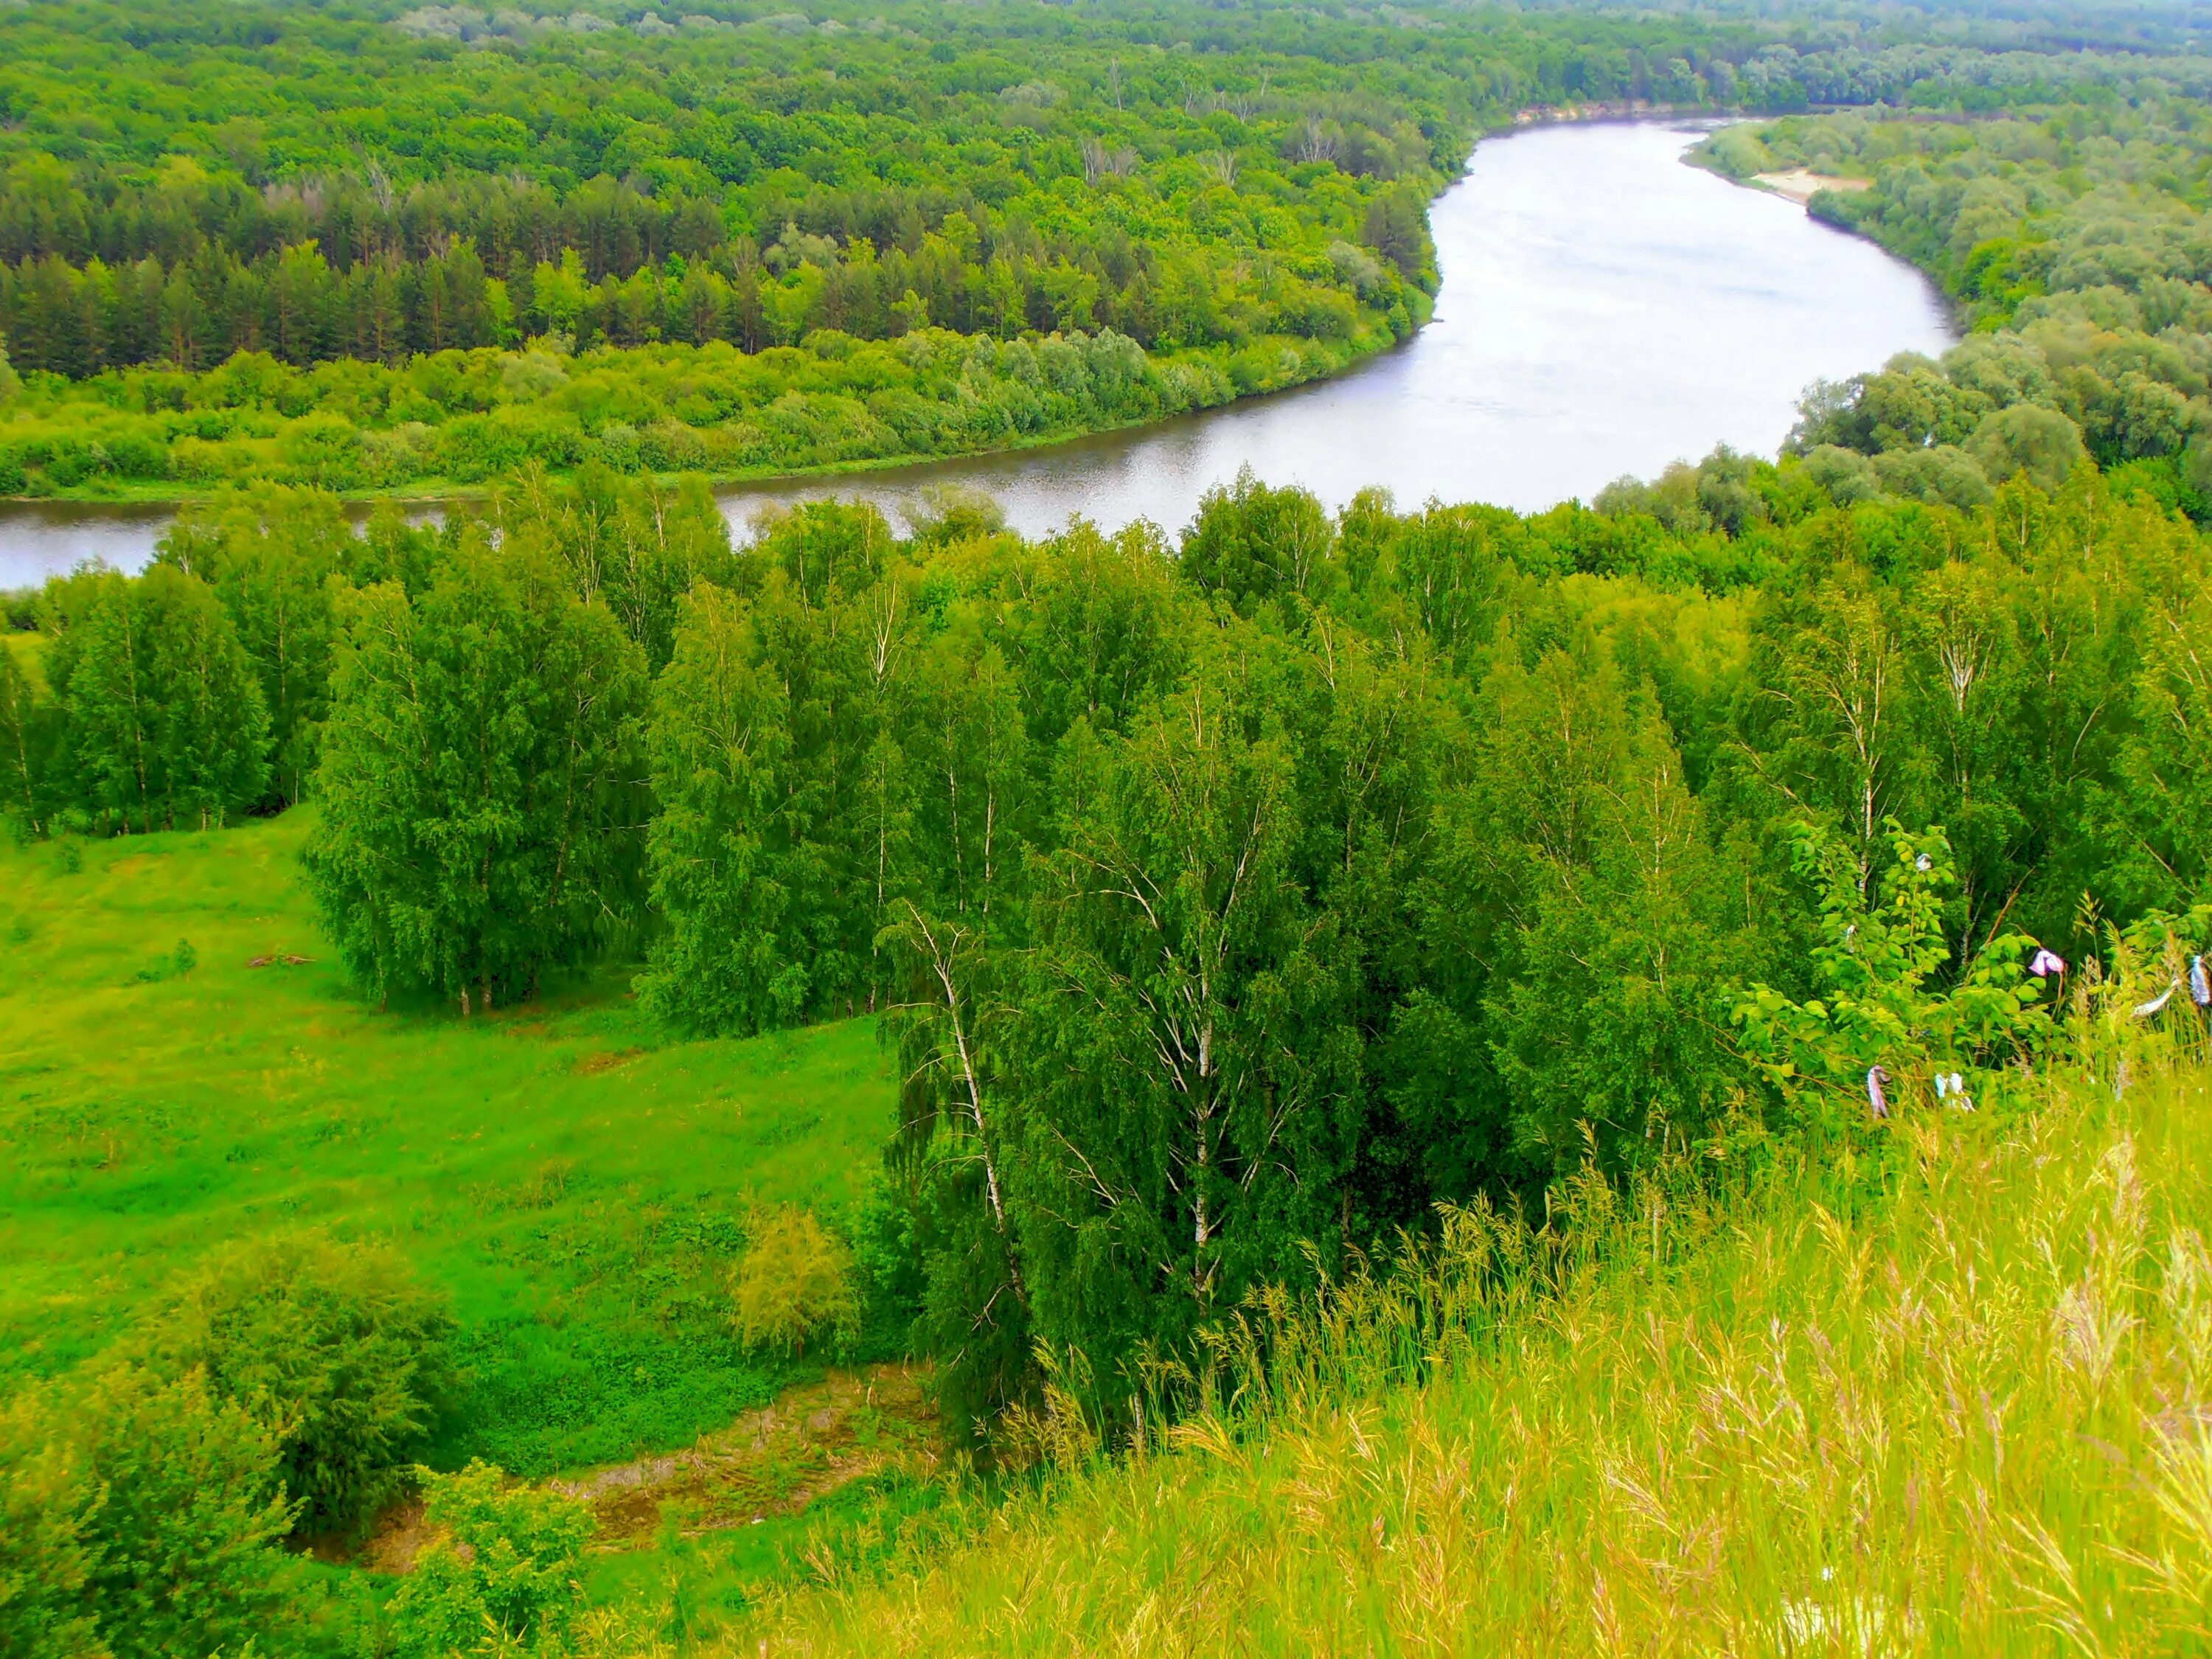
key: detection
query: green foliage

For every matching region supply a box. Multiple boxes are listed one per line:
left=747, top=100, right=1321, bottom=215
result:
left=0, top=0, right=2167, bottom=501
left=130, top=936, right=196, bottom=983
left=0, top=1366, right=295, bottom=1659
left=138, top=1231, right=456, bottom=1541
left=1180, top=467, right=1337, bottom=615
left=158, top=487, right=359, bottom=807
left=638, top=582, right=808, bottom=1037
left=304, top=534, right=649, bottom=1012
left=1730, top=822, right=2056, bottom=1124
left=0, top=640, right=47, bottom=838
left=388, top=1460, right=593, bottom=1659
left=39, top=563, right=271, bottom=835
left=1716, top=96, right=2212, bottom=512
left=638, top=500, right=912, bottom=1034
left=607, top=457, right=2212, bottom=1436
left=0, top=1388, right=99, bottom=1659
left=9, top=18, right=2212, bottom=1636
left=1464, top=643, right=1761, bottom=1167
left=732, top=1208, right=861, bottom=1358
left=2111, top=566, right=2212, bottom=914
left=735, top=1053, right=2212, bottom=1654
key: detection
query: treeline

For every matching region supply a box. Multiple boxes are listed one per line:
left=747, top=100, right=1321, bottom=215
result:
left=0, top=198, right=1424, bottom=378
left=1700, top=97, right=2212, bottom=506
left=9, top=453, right=2210, bottom=1441
left=0, top=0, right=1489, bottom=387
left=1, top=476, right=731, bottom=838
left=4, top=0, right=2161, bottom=209
left=0, top=324, right=1377, bottom=497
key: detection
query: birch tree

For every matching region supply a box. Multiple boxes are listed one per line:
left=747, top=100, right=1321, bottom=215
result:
left=1010, top=668, right=1313, bottom=1380
left=304, top=537, right=645, bottom=1012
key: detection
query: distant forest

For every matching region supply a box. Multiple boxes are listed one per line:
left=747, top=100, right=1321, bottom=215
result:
left=0, top=0, right=2205, bottom=493
left=1691, top=90, right=2212, bottom=518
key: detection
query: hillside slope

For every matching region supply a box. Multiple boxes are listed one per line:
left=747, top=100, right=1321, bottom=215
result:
left=0, top=812, right=897, bottom=1475
left=729, top=1039, right=2212, bottom=1656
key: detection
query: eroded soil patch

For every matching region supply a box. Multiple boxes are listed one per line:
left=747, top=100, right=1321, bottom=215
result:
left=552, top=1361, right=934, bottom=1548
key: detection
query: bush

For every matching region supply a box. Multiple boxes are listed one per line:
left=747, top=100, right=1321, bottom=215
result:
left=140, top=1231, right=456, bottom=1540
left=387, top=1460, right=593, bottom=1658
left=0, top=1365, right=296, bottom=1659
left=1728, top=821, right=2056, bottom=1127
left=733, top=1207, right=859, bottom=1357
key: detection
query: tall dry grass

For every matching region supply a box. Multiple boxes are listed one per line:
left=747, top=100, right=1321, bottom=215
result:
left=599, top=962, right=2212, bottom=1656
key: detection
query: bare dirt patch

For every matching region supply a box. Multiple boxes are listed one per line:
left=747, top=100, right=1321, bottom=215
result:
left=551, top=1362, right=934, bottom=1549
left=348, top=1499, right=430, bottom=1573
left=574, top=1047, right=645, bottom=1076
left=355, top=1362, right=934, bottom=1571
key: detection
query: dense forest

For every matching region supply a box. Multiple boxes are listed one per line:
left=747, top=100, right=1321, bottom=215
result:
left=0, top=0, right=2205, bottom=494
left=15, top=0, right=2212, bottom=1653
left=9, top=451, right=2210, bottom=1448
left=1699, top=91, right=2212, bottom=515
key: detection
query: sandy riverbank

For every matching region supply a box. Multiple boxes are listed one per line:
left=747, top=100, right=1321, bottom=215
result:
left=1751, top=167, right=1872, bottom=206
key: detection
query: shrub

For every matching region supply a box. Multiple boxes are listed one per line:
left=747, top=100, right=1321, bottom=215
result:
left=733, top=1207, right=860, bottom=1357
left=0, top=1365, right=296, bottom=1659
left=104, top=430, right=170, bottom=480
left=387, top=1461, right=593, bottom=1658
left=1729, top=821, right=2056, bottom=1127
left=140, top=1231, right=456, bottom=1540
left=0, top=1386, right=100, bottom=1659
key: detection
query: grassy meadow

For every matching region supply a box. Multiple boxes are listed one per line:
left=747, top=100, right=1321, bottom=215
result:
left=717, top=1023, right=2212, bottom=1655
left=0, top=810, right=899, bottom=1477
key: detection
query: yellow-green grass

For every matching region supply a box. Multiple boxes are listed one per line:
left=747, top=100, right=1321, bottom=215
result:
left=714, top=1041, right=2212, bottom=1655
left=3, top=630, right=40, bottom=691
left=0, top=810, right=897, bottom=1475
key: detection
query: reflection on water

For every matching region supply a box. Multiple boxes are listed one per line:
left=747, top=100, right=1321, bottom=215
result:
left=0, top=503, right=178, bottom=587
left=0, top=122, right=1952, bottom=589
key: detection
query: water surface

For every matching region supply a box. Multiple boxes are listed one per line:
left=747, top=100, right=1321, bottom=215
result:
left=0, top=122, right=1952, bottom=586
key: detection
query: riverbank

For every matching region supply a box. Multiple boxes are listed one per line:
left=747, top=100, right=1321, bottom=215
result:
left=0, top=113, right=1857, bottom=529
left=0, top=108, right=1747, bottom=522
left=0, top=122, right=1959, bottom=582
left=0, top=310, right=1418, bottom=511
left=1750, top=167, right=1874, bottom=205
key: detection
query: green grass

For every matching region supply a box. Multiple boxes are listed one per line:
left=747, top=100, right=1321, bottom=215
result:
left=3, top=630, right=41, bottom=690
left=703, top=1029, right=2212, bottom=1655
left=0, top=810, right=898, bottom=1475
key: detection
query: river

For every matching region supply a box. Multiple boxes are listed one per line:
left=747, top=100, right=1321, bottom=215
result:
left=0, top=122, right=1952, bottom=587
